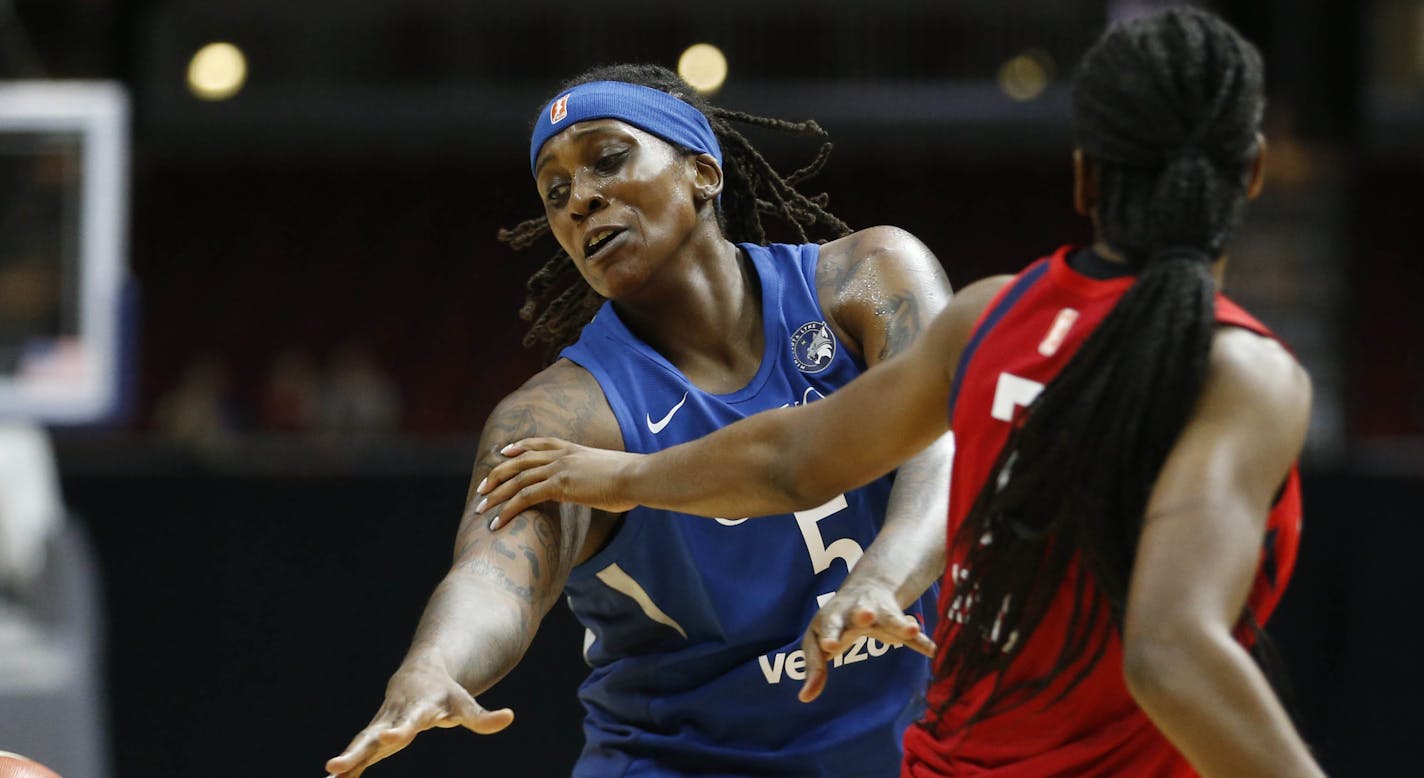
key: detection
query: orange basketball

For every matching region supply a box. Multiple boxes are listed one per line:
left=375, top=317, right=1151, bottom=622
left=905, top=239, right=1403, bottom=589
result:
left=0, top=752, right=62, bottom=778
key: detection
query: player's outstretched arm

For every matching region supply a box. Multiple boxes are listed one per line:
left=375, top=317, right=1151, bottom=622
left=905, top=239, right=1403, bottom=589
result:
left=325, top=363, right=620, bottom=778
left=1121, top=328, right=1324, bottom=778
left=480, top=316, right=953, bottom=527
left=479, top=273, right=1012, bottom=530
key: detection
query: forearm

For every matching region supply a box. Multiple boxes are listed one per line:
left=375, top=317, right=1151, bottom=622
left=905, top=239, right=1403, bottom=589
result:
left=841, top=432, right=951, bottom=607
left=403, top=496, right=579, bottom=694
left=401, top=571, right=534, bottom=693
left=1125, top=629, right=1323, bottom=777
left=621, top=361, right=949, bottom=520
left=621, top=405, right=823, bottom=518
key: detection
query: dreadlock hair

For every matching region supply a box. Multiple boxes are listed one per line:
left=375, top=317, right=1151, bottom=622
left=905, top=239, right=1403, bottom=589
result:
left=928, top=7, right=1267, bottom=727
left=498, top=63, right=852, bottom=362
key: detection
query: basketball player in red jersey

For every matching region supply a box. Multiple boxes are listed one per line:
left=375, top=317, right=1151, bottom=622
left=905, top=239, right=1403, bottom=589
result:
left=477, top=8, right=1326, bottom=777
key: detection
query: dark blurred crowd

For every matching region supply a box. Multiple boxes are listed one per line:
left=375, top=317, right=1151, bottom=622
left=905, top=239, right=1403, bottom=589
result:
left=151, top=342, right=400, bottom=449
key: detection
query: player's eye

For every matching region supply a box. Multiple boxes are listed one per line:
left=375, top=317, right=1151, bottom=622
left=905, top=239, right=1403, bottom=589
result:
left=594, top=149, right=629, bottom=175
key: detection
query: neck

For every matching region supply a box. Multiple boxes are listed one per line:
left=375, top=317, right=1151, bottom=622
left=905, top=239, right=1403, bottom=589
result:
left=614, top=225, right=765, bottom=391
left=1092, top=239, right=1229, bottom=284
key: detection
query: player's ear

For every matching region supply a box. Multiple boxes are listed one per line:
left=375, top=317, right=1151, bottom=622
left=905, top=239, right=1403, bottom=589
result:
left=691, top=153, right=723, bottom=204
left=1245, top=132, right=1267, bottom=201
left=1072, top=148, right=1097, bottom=217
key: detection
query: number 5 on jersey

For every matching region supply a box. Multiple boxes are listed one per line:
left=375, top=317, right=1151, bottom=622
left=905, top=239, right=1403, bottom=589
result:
left=794, top=495, right=863, bottom=607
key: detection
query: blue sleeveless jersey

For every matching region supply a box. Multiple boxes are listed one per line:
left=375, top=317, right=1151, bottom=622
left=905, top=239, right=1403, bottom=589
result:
left=559, top=242, right=938, bottom=777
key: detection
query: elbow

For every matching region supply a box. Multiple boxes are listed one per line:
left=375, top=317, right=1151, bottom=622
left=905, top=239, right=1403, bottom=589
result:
left=1121, top=619, right=1224, bottom=707
left=1121, top=633, right=1181, bottom=704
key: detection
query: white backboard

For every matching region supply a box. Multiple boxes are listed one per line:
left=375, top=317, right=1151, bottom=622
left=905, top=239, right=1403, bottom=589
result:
left=0, top=82, right=129, bottom=424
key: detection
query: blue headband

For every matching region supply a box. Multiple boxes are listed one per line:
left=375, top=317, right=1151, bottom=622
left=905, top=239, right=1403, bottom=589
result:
left=529, top=81, right=723, bottom=174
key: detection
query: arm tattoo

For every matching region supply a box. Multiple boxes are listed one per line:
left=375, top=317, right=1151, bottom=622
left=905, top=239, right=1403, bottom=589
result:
left=816, top=232, right=937, bottom=363
left=819, top=236, right=862, bottom=300
left=459, top=556, right=536, bottom=603
left=533, top=518, right=553, bottom=547
left=447, top=364, right=613, bottom=620
left=876, top=291, right=923, bottom=361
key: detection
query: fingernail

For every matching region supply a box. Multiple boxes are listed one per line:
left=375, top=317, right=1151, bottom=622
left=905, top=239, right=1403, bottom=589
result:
left=477, top=477, right=487, bottom=493
left=500, top=444, right=515, bottom=455
left=476, top=498, right=488, bottom=513
left=489, top=515, right=500, bottom=530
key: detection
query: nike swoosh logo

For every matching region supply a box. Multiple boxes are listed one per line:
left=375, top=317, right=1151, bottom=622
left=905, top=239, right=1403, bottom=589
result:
left=646, top=392, right=689, bottom=434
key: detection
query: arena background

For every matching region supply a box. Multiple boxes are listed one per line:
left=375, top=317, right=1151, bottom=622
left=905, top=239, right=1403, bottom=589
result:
left=2, top=0, right=1421, bottom=775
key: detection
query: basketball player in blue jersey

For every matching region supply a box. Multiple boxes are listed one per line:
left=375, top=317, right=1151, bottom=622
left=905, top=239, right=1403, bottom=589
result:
left=326, top=64, right=953, bottom=777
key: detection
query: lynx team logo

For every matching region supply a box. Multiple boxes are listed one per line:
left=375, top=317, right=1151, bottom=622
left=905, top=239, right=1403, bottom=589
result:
left=791, top=321, right=837, bottom=373
left=550, top=94, right=571, bottom=124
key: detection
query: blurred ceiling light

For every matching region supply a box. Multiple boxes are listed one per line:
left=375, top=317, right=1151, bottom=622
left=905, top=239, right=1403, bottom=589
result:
left=679, top=43, right=728, bottom=95
left=998, top=49, right=1055, bottom=102
left=187, top=42, right=248, bottom=101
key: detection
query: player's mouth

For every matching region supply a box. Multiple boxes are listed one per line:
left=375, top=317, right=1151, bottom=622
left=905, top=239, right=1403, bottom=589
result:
left=583, top=227, right=626, bottom=262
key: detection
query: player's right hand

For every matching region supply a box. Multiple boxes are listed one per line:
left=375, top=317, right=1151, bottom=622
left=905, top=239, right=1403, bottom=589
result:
left=477, top=437, right=643, bottom=527
left=797, top=580, right=937, bottom=704
left=324, top=658, right=514, bottom=777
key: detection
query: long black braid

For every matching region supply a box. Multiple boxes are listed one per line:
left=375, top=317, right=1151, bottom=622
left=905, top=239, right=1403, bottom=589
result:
left=928, top=7, right=1267, bottom=727
left=497, top=63, right=852, bottom=362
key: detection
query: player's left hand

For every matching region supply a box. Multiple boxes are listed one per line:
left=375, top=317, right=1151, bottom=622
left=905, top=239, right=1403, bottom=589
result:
left=797, top=580, right=937, bottom=703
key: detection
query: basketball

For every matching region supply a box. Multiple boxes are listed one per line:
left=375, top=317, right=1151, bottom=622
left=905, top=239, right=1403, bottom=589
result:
left=0, top=753, right=62, bottom=778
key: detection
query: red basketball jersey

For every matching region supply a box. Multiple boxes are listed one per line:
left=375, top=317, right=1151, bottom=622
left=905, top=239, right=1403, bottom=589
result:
left=902, top=245, right=1303, bottom=777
